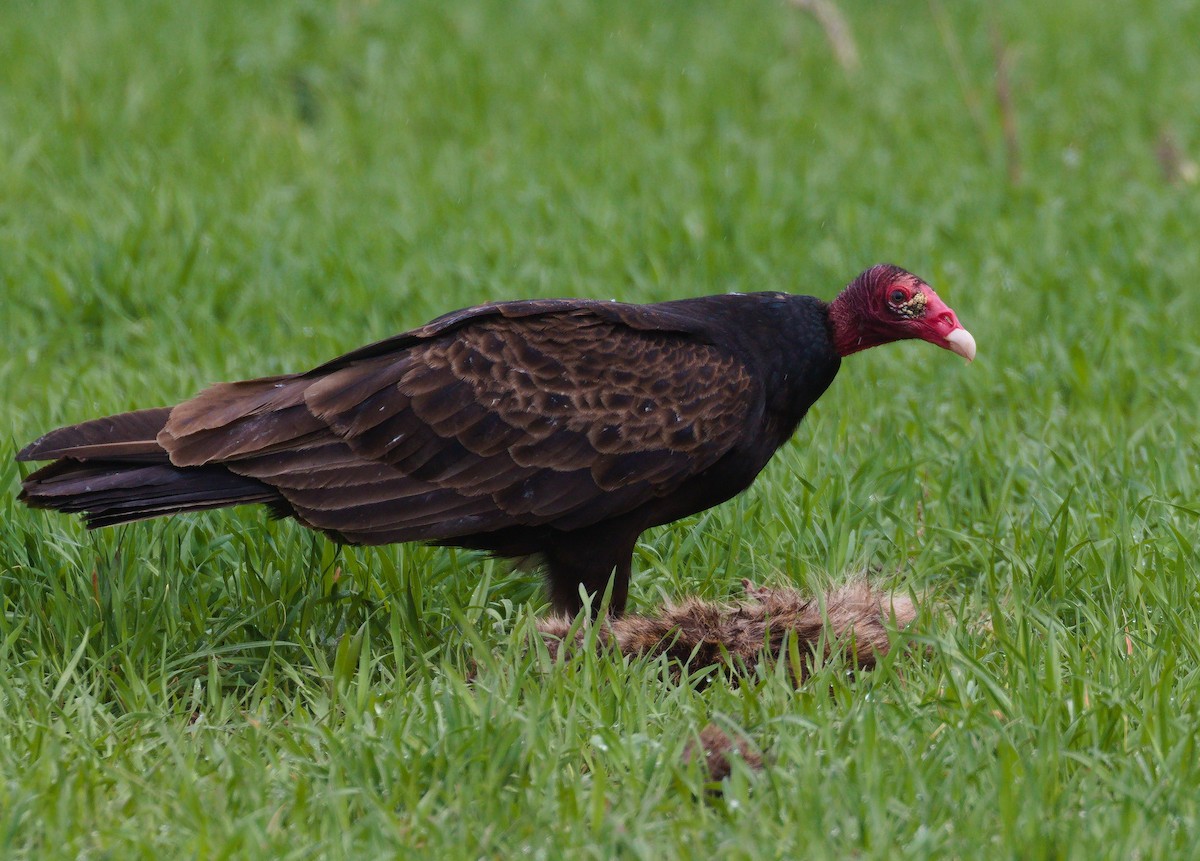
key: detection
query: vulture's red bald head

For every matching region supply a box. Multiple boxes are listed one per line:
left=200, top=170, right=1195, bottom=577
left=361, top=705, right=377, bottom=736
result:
left=828, top=264, right=976, bottom=361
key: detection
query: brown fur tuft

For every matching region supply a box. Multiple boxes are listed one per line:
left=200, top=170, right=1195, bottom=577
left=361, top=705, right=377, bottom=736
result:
left=682, top=724, right=764, bottom=783
left=538, top=578, right=917, bottom=684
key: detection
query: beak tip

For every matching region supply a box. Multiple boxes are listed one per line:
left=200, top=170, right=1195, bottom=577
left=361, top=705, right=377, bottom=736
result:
left=945, top=327, right=977, bottom=363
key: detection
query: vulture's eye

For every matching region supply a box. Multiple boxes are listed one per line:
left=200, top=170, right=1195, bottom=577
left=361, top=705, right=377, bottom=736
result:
left=889, top=289, right=907, bottom=304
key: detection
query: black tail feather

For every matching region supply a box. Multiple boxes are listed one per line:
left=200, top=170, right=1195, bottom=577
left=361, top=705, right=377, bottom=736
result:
left=20, top=460, right=285, bottom=528
left=18, top=407, right=287, bottom=528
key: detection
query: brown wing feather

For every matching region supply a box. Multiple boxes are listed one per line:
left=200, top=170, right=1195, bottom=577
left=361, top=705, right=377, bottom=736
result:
left=17, top=407, right=174, bottom=462
left=156, top=304, right=758, bottom=544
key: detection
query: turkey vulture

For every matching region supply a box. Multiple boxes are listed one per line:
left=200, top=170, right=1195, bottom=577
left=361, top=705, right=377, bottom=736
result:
left=18, top=264, right=974, bottom=616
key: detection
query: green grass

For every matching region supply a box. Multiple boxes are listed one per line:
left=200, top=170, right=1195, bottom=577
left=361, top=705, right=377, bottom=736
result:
left=3, top=0, right=1200, bottom=856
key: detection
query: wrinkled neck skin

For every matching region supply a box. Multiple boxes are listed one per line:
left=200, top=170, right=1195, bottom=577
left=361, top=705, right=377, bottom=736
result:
left=827, top=289, right=891, bottom=357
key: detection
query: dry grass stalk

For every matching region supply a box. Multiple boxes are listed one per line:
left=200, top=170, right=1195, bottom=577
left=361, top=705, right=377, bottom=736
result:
left=789, top=0, right=859, bottom=71
left=1156, top=128, right=1199, bottom=186
left=991, top=24, right=1022, bottom=185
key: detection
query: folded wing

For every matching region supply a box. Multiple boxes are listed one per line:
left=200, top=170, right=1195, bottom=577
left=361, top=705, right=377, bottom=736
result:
left=154, top=302, right=760, bottom=545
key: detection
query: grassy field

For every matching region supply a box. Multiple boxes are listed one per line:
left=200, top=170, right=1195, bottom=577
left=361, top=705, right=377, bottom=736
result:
left=3, top=0, right=1200, bottom=857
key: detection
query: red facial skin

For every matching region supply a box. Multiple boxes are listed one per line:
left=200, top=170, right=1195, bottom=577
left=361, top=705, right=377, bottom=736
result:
left=827, top=264, right=973, bottom=358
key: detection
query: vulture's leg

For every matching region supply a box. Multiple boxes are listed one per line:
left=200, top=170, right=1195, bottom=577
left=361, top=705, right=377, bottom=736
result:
left=543, top=528, right=637, bottom=617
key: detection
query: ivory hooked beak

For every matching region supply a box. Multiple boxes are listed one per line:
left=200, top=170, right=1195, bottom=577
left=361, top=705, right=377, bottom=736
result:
left=945, top=328, right=977, bottom=363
